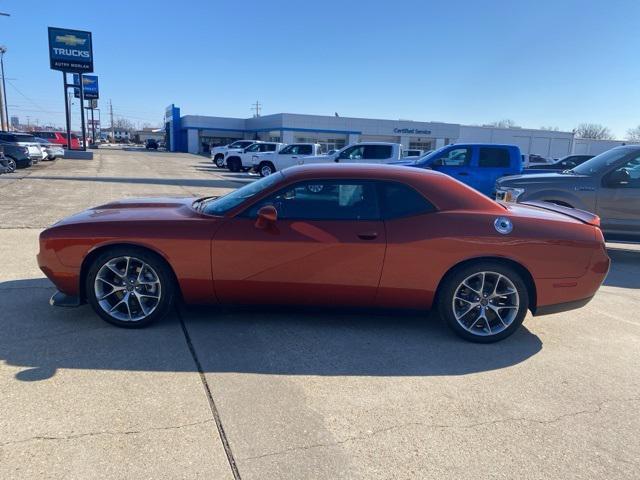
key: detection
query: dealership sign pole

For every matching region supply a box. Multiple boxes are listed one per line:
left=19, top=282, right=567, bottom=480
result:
left=48, top=27, right=93, bottom=151
left=74, top=74, right=99, bottom=144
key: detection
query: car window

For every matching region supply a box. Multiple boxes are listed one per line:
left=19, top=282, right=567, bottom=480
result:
left=378, top=182, right=436, bottom=219
left=608, top=156, right=640, bottom=188
left=432, top=147, right=471, bottom=167
left=363, top=145, right=392, bottom=159
left=279, top=145, right=295, bottom=154
left=243, top=180, right=380, bottom=221
left=339, top=146, right=365, bottom=160
left=298, top=145, right=313, bottom=155
left=262, top=144, right=278, bottom=152
left=479, top=147, right=510, bottom=167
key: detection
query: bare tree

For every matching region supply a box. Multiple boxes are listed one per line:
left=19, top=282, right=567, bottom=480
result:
left=626, top=125, right=640, bottom=143
left=111, top=117, right=135, bottom=131
left=540, top=125, right=560, bottom=131
left=485, top=119, right=519, bottom=128
left=574, top=123, right=613, bottom=140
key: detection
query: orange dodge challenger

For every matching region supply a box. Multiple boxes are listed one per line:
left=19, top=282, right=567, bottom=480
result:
left=38, top=164, right=610, bottom=342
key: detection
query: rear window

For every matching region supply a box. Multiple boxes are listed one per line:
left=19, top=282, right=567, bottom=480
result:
left=298, top=145, right=313, bottom=155
left=364, top=145, right=392, bottom=160
left=378, top=182, right=436, bottom=219
left=479, top=147, right=510, bottom=167
left=0, top=134, right=36, bottom=142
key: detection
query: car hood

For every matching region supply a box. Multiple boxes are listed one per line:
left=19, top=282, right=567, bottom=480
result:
left=52, top=196, right=202, bottom=226
left=497, top=171, right=587, bottom=186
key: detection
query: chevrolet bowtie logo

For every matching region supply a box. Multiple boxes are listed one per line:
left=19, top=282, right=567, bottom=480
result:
left=56, top=34, right=86, bottom=47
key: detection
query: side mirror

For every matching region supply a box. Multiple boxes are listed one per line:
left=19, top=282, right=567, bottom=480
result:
left=255, top=205, right=278, bottom=229
left=607, top=169, right=630, bottom=187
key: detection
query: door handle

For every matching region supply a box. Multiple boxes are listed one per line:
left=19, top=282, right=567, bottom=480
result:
left=457, top=172, right=469, bottom=176
left=357, top=232, right=378, bottom=240
left=291, top=156, right=298, bottom=159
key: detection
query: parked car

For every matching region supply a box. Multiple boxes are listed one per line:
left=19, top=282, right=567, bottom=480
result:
left=34, top=137, right=64, bottom=161
left=250, top=143, right=322, bottom=176
left=0, top=132, right=44, bottom=166
left=145, top=139, right=158, bottom=150
left=32, top=130, right=80, bottom=149
left=496, top=145, right=640, bottom=238
left=524, top=153, right=552, bottom=166
left=210, top=140, right=256, bottom=167
left=401, top=144, right=523, bottom=196
left=0, top=141, right=32, bottom=170
left=525, top=154, right=594, bottom=172
left=39, top=164, right=609, bottom=343
left=225, top=141, right=285, bottom=173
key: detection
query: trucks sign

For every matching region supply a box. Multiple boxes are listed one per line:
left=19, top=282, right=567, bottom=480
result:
left=48, top=27, right=93, bottom=72
left=73, top=74, right=99, bottom=99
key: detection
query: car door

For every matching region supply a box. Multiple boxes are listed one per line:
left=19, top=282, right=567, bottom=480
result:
left=211, top=179, right=386, bottom=306
left=275, top=145, right=301, bottom=169
left=597, top=154, right=640, bottom=236
left=336, top=145, right=365, bottom=163
left=428, top=146, right=475, bottom=187
left=476, top=146, right=513, bottom=195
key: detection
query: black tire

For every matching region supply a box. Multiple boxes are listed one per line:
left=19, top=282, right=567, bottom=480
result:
left=258, top=161, right=276, bottom=177
left=227, top=157, right=241, bottom=172
left=6, top=157, right=16, bottom=173
left=85, top=246, right=176, bottom=328
left=437, top=261, right=529, bottom=343
left=214, top=155, right=225, bottom=168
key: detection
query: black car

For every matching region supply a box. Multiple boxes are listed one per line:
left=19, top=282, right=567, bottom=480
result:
left=0, top=146, right=11, bottom=173
left=531, top=154, right=594, bottom=171
left=0, top=141, right=33, bottom=170
left=145, top=139, right=158, bottom=150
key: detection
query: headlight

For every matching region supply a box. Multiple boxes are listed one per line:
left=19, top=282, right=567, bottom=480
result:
left=496, top=187, right=525, bottom=202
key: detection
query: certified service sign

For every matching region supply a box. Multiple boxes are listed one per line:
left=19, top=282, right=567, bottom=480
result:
left=48, top=27, right=93, bottom=73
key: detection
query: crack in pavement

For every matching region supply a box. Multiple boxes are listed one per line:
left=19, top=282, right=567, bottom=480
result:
left=0, top=419, right=215, bottom=447
left=240, top=396, right=640, bottom=462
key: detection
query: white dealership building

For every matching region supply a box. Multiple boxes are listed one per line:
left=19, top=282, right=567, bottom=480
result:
left=164, top=104, right=625, bottom=157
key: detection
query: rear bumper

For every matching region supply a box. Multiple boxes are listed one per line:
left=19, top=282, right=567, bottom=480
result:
left=50, top=291, right=82, bottom=307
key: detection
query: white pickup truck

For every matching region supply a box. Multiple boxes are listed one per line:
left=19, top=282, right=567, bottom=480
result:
left=210, top=140, right=256, bottom=168
left=225, top=141, right=285, bottom=172
left=251, top=143, right=324, bottom=176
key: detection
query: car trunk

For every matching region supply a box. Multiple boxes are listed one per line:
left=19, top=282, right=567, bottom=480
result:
left=521, top=201, right=600, bottom=227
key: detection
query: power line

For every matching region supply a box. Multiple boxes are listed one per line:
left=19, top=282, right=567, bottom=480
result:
left=6, top=79, right=60, bottom=115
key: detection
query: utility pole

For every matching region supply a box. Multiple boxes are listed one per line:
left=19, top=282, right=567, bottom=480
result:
left=109, top=99, right=114, bottom=142
left=0, top=12, right=9, bottom=130
left=0, top=46, right=7, bottom=131
left=251, top=100, right=262, bottom=117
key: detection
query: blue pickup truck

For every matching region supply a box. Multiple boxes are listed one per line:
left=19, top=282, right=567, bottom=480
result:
left=395, top=144, right=523, bottom=196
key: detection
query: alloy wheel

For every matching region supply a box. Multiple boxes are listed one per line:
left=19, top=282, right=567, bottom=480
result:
left=260, top=164, right=273, bottom=176
left=94, top=256, right=162, bottom=322
left=451, top=271, right=519, bottom=337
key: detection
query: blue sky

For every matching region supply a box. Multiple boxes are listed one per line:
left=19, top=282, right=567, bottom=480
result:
left=1, top=0, right=639, bottom=137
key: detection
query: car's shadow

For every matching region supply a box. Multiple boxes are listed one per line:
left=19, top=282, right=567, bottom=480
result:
left=604, top=247, right=640, bottom=289
left=1, top=278, right=542, bottom=382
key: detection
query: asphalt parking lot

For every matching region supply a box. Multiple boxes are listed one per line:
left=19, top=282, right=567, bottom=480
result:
left=1, top=148, right=639, bottom=479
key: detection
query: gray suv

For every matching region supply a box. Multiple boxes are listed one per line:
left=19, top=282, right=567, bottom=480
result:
left=496, top=145, right=640, bottom=238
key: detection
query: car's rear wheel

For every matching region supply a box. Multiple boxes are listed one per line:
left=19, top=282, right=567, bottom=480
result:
left=259, top=161, right=276, bottom=177
left=6, top=157, right=16, bottom=173
left=86, top=248, right=175, bottom=328
left=214, top=155, right=225, bottom=168
left=437, top=261, right=529, bottom=343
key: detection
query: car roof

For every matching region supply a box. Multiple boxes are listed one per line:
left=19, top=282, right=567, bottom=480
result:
left=280, top=163, right=503, bottom=213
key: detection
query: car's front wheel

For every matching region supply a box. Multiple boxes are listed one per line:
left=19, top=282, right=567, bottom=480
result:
left=214, top=155, right=225, bottom=168
left=6, top=157, right=16, bottom=173
left=86, top=248, right=175, bottom=328
left=437, top=261, right=529, bottom=343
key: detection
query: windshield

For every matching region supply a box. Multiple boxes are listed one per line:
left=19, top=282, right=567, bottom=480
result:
left=571, top=147, right=632, bottom=175
left=229, top=141, right=253, bottom=149
left=202, top=172, right=283, bottom=215
left=414, top=146, right=449, bottom=165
